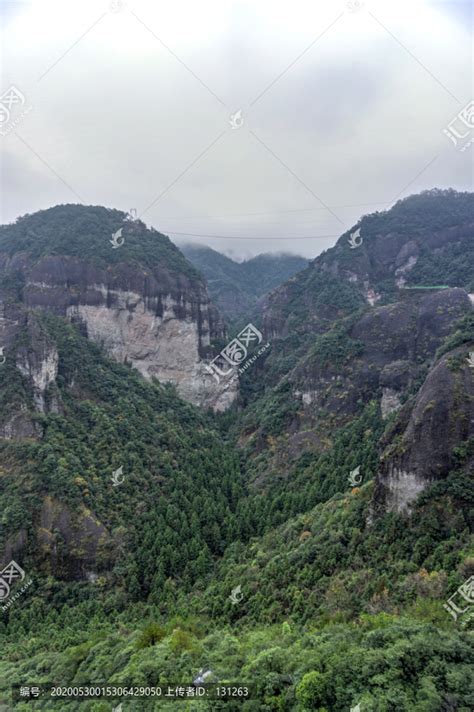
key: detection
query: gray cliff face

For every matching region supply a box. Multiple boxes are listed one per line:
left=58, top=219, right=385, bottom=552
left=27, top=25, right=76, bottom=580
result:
left=0, top=301, right=64, bottom=438
left=373, top=346, right=474, bottom=515
left=292, top=288, right=472, bottom=428
left=0, top=252, right=237, bottom=412
left=15, top=315, right=59, bottom=414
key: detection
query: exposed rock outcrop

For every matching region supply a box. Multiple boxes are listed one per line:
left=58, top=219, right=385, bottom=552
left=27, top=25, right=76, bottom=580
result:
left=373, top=346, right=474, bottom=514
left=37, top=497, right=112, bottom=579
left=15, top=314, right=59, bottom=413
left=293, top=288, right=472, bottom=424
left=252, top=288, right=472, bottom=486
left=0, top=207, right=237, bottom=411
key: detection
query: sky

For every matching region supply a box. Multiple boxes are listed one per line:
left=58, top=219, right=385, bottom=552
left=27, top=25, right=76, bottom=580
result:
left=0, top=0, right=472, bottom=259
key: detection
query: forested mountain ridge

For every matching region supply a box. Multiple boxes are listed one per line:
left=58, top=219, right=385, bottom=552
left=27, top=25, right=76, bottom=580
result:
left=261, top=189, right=474, bottom=339
left=0, top=204, right=198, bottom=275
left=181, top=244, right=307, bottom=325
left=0, top=191, right=473, bottom=710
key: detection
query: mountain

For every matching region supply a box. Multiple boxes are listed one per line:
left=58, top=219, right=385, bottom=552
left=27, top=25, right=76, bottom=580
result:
left=180, top=244, right=308, bottom=324
left=261, top=188, right=474, bottom=338
left=237, top=190, right=474, bottom=505
left=0, top=191, right=473, bottom=711
left=0, top=204, right=236, bottom=413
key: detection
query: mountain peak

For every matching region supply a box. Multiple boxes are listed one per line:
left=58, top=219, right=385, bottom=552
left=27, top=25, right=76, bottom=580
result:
left=1, top=203, right=198, bottom=278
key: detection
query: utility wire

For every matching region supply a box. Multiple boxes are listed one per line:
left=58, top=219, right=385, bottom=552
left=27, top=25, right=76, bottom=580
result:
left=156, top=201, right=389, bottom=221
left=163, top=230, right=341, bottom=240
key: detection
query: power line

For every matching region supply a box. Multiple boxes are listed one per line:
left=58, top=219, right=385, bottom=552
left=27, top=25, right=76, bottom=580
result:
left=164, top=230, right=341, bottom=240
left=156, top=201, right=389, bottom=221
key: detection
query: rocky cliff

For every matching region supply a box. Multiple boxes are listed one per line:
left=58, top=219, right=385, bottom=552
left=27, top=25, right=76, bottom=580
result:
left=373, top=340, right=474, bottom=515
left=292, top=287, right=472, bottom=424
left=0, top=205, right=237, bottom=417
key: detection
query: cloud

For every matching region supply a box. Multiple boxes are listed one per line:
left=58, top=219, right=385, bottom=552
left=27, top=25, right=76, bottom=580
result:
left=1, top=0, right=472, bottom=258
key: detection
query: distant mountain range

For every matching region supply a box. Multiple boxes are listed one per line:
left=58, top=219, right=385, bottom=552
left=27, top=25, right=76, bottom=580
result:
left=180, top=244, right=308, bottom=324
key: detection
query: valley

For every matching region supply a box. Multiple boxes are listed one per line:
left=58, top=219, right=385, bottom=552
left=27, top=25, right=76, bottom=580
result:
left=0, top=189, right=473, bottom=711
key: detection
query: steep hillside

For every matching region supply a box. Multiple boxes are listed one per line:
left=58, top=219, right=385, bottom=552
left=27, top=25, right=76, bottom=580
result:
left=181, top=245, right=307, bottom=324
left=0, top=313, right=245, bottom=588
left=238, top=190, right=474, bottom=496
left=0, top=205, right=236, bottom=411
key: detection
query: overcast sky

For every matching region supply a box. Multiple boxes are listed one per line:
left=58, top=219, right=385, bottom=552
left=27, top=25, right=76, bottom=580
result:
left=0, top=0, right=472, bottom=259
